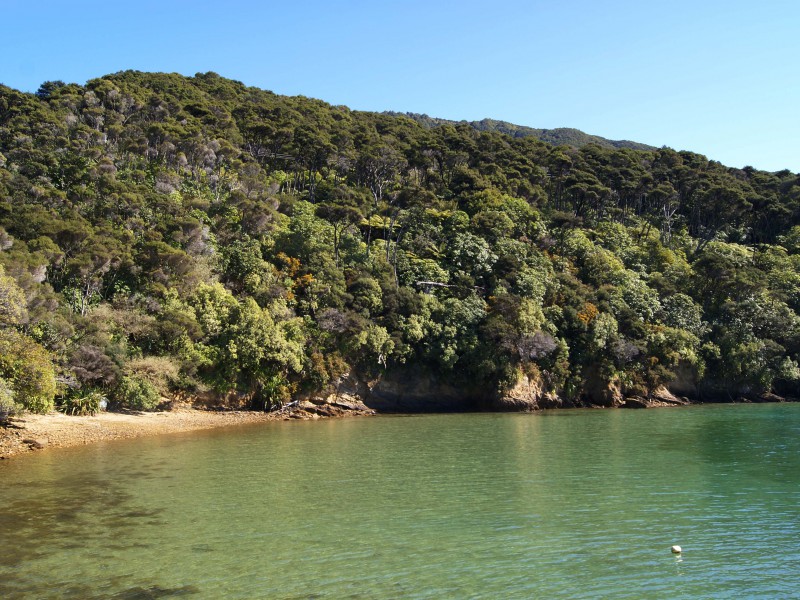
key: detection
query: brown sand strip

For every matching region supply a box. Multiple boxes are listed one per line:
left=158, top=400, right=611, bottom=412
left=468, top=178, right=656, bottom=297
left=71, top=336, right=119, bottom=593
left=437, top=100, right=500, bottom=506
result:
left=0, top=408, right=278, bottom=459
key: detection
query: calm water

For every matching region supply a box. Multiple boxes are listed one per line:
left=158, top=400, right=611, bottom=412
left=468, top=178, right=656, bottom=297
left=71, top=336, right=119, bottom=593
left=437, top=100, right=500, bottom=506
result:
left=1, top=404, right=799, bottom=599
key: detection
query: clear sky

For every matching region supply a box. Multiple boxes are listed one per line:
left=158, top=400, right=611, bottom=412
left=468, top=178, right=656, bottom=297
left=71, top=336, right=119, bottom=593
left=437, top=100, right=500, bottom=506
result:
left=2, top=0, right=798, bottom=172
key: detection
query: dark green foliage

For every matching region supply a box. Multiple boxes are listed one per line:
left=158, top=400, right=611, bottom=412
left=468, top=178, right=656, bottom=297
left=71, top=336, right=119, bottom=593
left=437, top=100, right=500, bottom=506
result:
left=392, top=113, right=656, bottom=151
left=0, top=71, right=798, bottom=411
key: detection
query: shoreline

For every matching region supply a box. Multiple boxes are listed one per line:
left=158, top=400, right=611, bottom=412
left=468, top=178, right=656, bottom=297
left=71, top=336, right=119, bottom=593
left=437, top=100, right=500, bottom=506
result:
left=2, top=394, right=794, bottom=460
left=0, top=400, right=374, bottom=459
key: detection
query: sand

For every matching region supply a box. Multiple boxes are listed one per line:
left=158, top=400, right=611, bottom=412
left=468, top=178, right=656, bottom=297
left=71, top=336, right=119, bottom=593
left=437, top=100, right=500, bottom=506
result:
left=0, top=407, right=288, bottom=459
left=0, top=397, right=376, bottom=459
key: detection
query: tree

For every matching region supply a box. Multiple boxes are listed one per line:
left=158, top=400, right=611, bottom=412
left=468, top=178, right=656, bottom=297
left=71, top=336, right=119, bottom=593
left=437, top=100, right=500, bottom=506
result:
left=35, top=80, right=66, bottom=100
left=1, top=70, right=799, bottom=409
left=357, top=144, right=406, bottom=208
left=689, top=183, right=751, bottom=253
left=0, top=264, right=27, bottom=325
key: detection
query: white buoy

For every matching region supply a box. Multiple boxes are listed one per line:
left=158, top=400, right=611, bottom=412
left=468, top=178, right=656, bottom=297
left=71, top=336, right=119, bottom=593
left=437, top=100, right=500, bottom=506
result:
left=671, top=545, right=682, bottom=554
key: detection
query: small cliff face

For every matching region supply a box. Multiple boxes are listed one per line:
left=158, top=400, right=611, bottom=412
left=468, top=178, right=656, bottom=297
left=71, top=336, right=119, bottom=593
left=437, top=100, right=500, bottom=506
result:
left=322, top=369, right=625, bottom=413
left=487, top=375, right=565, bottom=411
left=491, top=374, right=544, bottom=411
left=316, top=366, right=707, bottom=414
left=359, top=371, right=483, bottom=412
left=328, top=369, right=566, bottom=413
left=668, top=363, right=700, bottom=398
left=577, top=365, right=623, bottom=407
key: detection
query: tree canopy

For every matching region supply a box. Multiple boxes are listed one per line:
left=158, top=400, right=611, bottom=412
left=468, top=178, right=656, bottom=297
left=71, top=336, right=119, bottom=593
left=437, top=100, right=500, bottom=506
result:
left=1, top=71, right=799, bottom=413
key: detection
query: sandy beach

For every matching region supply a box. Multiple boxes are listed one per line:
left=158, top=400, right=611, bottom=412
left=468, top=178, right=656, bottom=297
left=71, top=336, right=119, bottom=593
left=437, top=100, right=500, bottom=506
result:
left=0, top=399, right=373, bottom=459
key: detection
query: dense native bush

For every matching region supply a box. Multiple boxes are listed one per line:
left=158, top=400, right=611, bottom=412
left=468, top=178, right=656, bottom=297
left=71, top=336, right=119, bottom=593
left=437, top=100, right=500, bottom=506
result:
left=0, top=71, right=798, bottom=412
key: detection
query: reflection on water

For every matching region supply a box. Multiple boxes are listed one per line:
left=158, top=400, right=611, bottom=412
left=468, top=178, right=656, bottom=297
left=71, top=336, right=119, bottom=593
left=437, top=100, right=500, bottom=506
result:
left=1, top=404, right=799, bottom=599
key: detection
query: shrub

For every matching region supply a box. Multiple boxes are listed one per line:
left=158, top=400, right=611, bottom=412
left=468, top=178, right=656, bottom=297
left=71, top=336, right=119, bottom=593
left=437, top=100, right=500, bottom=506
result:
left=125, top=355, right=180, bottom=396
left=0, top=378, right=20, bottom=424
left=60, top=390, right=105, bottom=416
left=69, top=344, right=121, bottom=388
left=114, top=376, right=161, bottom=411
left=0, top=330, right=56, bottom=414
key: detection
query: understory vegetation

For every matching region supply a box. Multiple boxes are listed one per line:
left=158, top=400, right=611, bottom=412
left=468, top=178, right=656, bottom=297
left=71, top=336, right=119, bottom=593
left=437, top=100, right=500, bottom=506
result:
left=1, top=71, right=799, bottom=414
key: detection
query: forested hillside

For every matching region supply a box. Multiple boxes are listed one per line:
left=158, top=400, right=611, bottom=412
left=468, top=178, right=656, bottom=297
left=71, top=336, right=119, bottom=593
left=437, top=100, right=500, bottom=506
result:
left=389, top=112, right=655, bottom=150
left=1, top=71, right=799, bottom=416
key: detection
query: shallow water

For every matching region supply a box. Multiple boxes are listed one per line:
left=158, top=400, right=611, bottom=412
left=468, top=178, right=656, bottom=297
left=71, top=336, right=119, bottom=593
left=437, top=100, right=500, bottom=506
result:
left=1, top=404, right=799, bottom=599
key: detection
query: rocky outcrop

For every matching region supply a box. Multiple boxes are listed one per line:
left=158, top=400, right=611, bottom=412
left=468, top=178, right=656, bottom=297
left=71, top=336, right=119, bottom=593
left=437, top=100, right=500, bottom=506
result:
left=582, top=366, right=623, bottom=407
left=620, top=387, right=692, bottom=408
left=650, top=386, right=691, bottom=405
left=485, top=374, right=566, bottom=411
left=334, top=368, right=569, bottom=413
left=491, top=374, right=544, bottom=411
left=621, top=397, right=649, bottom=409
left=321, top=368, right=682, bottom=413
left=362, top=371, right=482, bottom=412
left=290, top=399, right=375, bottom=418
left=295, top=365, right=792, bottom=415
left=668, top=363, right=700, bottom=398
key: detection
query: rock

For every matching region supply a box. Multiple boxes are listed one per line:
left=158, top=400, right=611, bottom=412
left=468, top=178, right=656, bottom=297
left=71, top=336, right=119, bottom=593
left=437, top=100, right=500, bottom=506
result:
left=583, top=367, right=623, bottom=407
left=540, top=392, right=565, bottom=409
left=297, top=400, right=319, bottom=411
left=621, top=397, right=649, bottom=409
left=330, top=398, right=370, bottom=412
left=651, top=386, right=687, bottom=405
left=302, top=404, right=337, bottom=417
left=667, top=363, right=699, bottom=398
left=492, top=374, right=544, bottom=411
left=490, top=374, right=567, bottom=411
left=323, top=391, right=371, bottom=412
left=359, top=369, right=480, bottom=412
left=755, top=392, right=785, bottom=403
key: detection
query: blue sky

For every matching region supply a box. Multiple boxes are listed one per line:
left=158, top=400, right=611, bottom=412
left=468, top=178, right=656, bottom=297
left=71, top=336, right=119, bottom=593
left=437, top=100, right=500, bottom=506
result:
left=3, top=0, right=799, bottom=172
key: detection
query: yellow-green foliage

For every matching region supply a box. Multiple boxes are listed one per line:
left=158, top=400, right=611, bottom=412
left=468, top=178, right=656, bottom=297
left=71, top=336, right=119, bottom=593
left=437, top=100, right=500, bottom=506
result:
left=0, top=329, right=56, bottom=413
left=115, top=376, right=160, bottom=411
left=0, top=264, right=27, bottom=326
left=60, top=390, right=104, bottom=416
left=0, top=376, right=19, bottom=420
left=125, top=356, right=181, bottom=396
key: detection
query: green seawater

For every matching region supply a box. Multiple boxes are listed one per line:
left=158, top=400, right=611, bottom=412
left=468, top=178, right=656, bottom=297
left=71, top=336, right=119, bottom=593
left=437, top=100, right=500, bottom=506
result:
left=1, top=404, right=799, bottom=599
